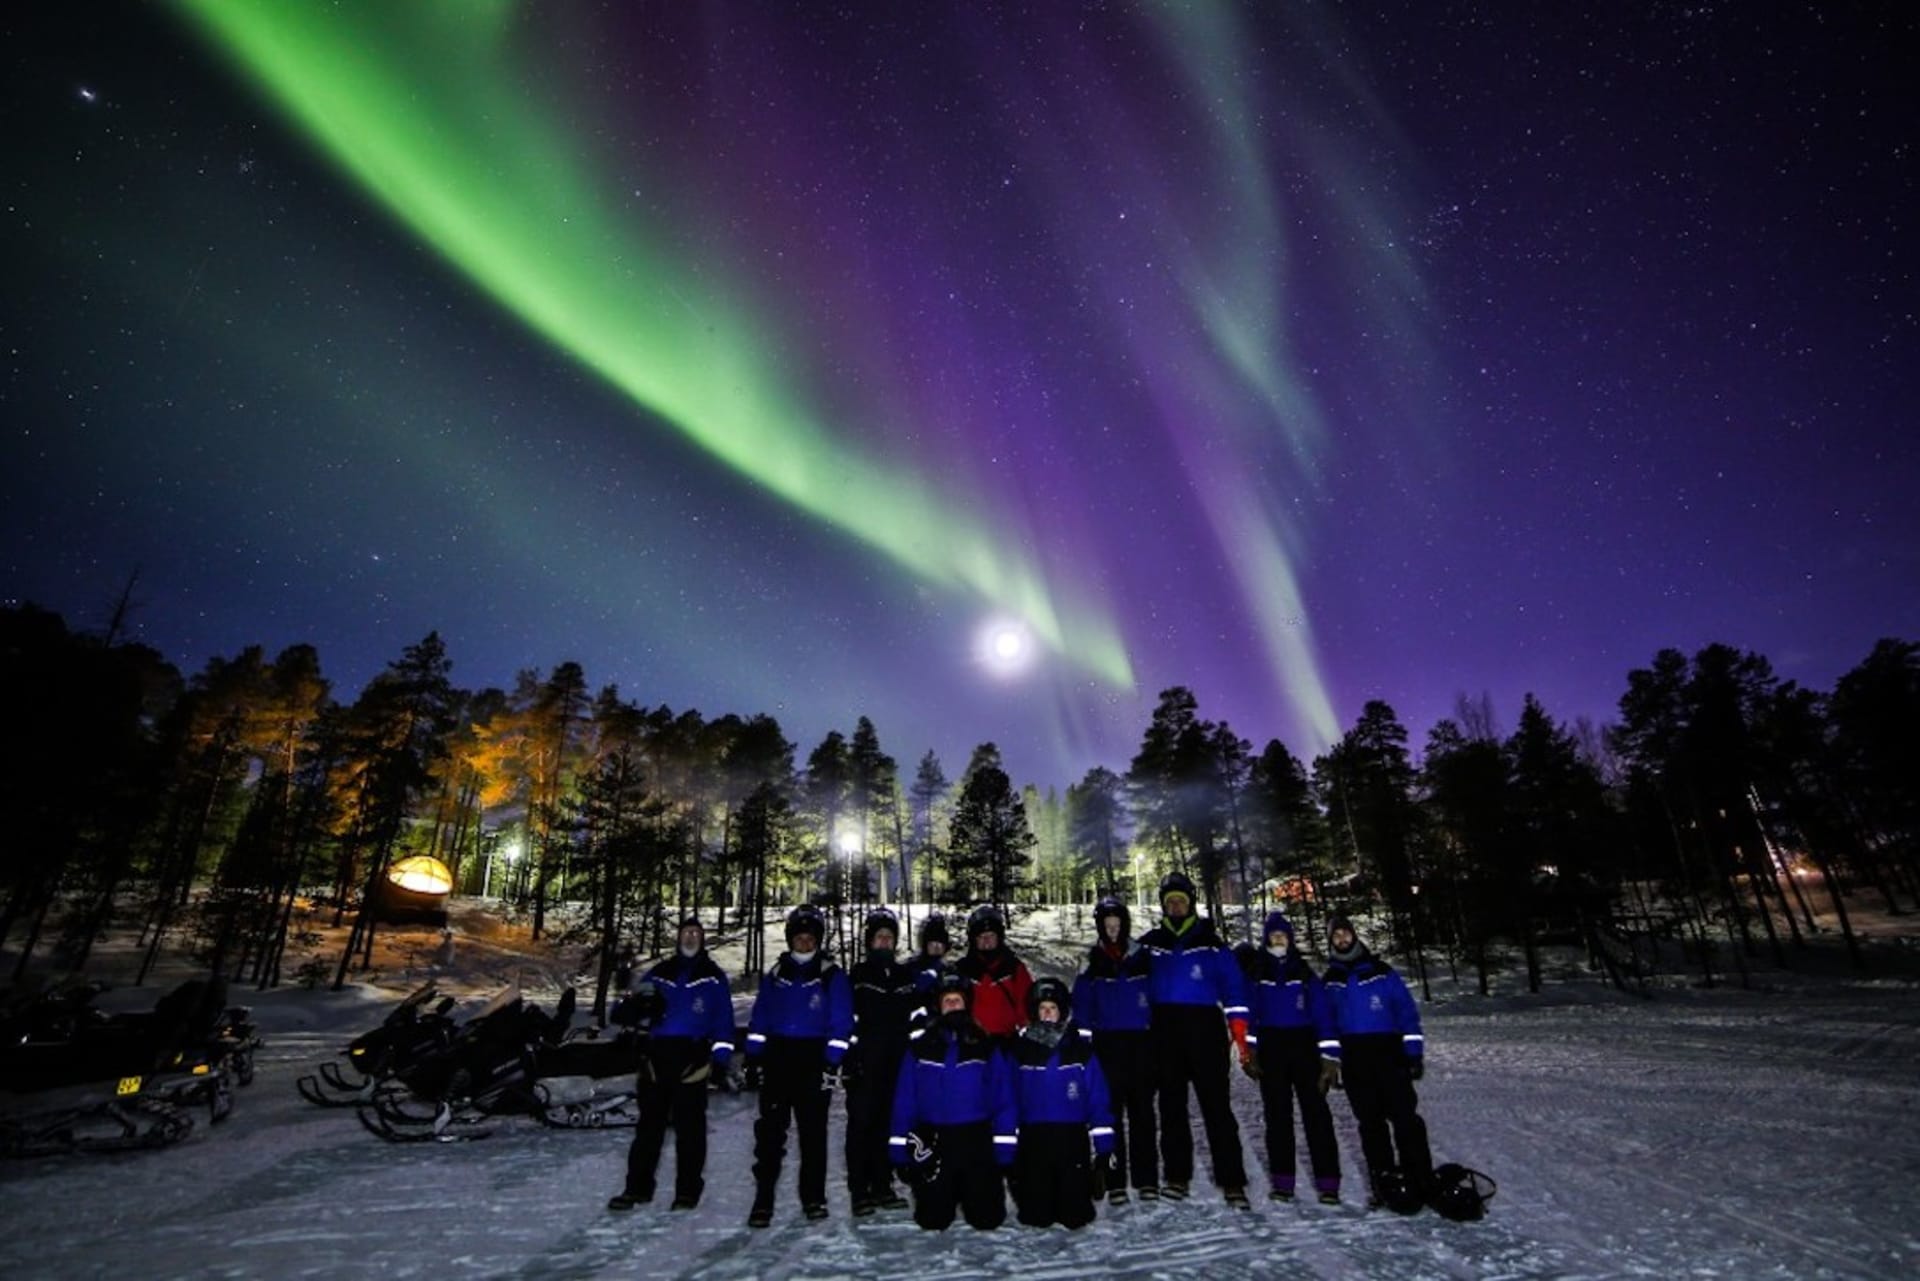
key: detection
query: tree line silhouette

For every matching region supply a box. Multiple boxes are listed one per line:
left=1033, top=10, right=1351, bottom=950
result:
left=3, top=601, right=1914, bottom=1012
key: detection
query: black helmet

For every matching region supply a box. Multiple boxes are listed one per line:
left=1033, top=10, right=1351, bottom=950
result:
left=1026, top=976, right=1072, bottom=1023
left=1159, top=870, right=1197, bottom=908
left=1428, top=1164, right=1497, bottom=1222
left=966, top=904, right=1006, bottom=944
left=928, top=971, right=972, bottom=1013
left=785, top=903, right=827, bottom=948
left=1373, top=1168, right=1427, bottom=1215
left=1093, top=895, right=1131, bottom=942
left=918, top=913, right=950, bottom=950
left=862, top=907, right=901, bottom=950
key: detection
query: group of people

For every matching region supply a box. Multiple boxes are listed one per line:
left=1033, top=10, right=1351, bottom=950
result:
left=607, top=873, right=1437, bottom=1231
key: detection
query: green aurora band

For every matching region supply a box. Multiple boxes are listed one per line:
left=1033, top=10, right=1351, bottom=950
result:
left=178, top=0, right=1134, bottom=689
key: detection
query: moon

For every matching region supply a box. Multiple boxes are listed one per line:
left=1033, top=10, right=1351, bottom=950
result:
left=977, top=619, right=1035, bottom=677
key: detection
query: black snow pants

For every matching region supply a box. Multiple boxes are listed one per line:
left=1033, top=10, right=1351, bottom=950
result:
left=751, top=1038, right=830, bottom=1211
left=1254, top=1026, right=1341, bottom=1195
left=912, top=1122, right=1006, bottom=1231
left=1338, top=1034, right=1431, bottom=1192
left=1092, top=1029, right=1157, bottom=1193
left=845, top=1038, right=907, bottom=1202
left=623, top=1036, right=711, bottom=1203
left=1013, top=1121, right=1097, bottom=1229
left=1150, top=1003, right=1247, bottom=1189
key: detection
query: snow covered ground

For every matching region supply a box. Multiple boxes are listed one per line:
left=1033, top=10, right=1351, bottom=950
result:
left=4, top=917, right=1919, bottom=1279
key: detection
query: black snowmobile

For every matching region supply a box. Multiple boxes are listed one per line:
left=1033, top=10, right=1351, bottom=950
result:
left=355, top=984, right=647, bottom=1142
left=295, top=982, right=460, bottom=1107
left=0, top=975, right=261, bottom=1158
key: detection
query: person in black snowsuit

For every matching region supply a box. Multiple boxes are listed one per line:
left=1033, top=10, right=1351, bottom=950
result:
left=1139, top=870, right=1253, bottom=1207
left=1321, top=915, right=1432, bottom=1210
left=1239, top=911, right=1342, bottom=1203
left=889, top=973, right=1018, bottom=1231
left=845, top=907, right=920, bottom=1216
left=744, top=904, right=854, bottom=1227
left=608, top=918, right=735, bottom=1212
left=1071, top=895, right=1158, bottom=1203
left=1009, top=977, right=1114, bottom=1229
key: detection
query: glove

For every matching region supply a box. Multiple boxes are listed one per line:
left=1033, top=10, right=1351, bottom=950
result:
left=716, top=1059, right=742, bottom=1094
left=1089, top=1160, right=1108, bottom=1200
left=1317, top=1059, right=1341, bottom=1095
left=1407, top=1057, right=1424, bottom=1082
left=742, top=1060, right=763, bottom=1091
left=1238, top=1044, right=1261, bottom=1081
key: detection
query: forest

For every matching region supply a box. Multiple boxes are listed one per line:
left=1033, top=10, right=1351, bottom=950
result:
left=2, top=601, right=1915, bottom=1019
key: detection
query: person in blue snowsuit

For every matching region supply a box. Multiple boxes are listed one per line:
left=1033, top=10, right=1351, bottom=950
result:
left=1010, top=976, right=1114, bottom=1229
left=905, top=913, right=953, bottom=1031
left=1321, top=915, right=1431, bottom=1207
left=1240, top=910, right=1343, bottom=1204
left=744, top=904, right=854, bottom=1227
left=845, top=908, right=920, bottom=1216
left=607, top=917, right=736, bottom=1212
left=1139, top=870, right=1252, bottom=1206
left=889, top=973, right=1018, bottom=1231
left=1071, top=895, right=1157, bottom=1202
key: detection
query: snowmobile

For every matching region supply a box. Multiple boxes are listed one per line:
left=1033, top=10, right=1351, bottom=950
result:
left=295, top=982, right=460, bottom=1107
left=355, top=984, right=647, bottom=1142
left=0, top=976, right=259, bottom=1158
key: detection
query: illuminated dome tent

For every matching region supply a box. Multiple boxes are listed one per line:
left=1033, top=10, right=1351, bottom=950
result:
left=377, top=855, right=453, bottom=925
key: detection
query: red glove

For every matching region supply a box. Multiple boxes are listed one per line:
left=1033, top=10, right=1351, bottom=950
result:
left=1229, top=1018, right=1249, bottom=1055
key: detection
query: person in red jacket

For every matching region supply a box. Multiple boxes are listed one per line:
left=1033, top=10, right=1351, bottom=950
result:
left=953, top=905, right=1033, bottom=1045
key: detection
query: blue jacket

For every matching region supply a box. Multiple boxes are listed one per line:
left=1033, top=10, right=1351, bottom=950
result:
left=889, top=1019, right=1019, bottom=1167
left=1072, top=942, right=1153, bottom=1034
left=1321, top=950, right=1424, bottom=1062
left=641, top=950, right=736, bottom=1064
left=745, top=953, right=855, bottom=1065
left=1242, top=947, right=1333, bottom=1052
left=1010, top=1023, right=1115, bottom=1157
left=1138, top=916, right=1250, bottom=1023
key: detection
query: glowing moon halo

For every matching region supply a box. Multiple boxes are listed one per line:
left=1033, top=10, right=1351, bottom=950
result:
left=977, top=619, right=1035, bottom=678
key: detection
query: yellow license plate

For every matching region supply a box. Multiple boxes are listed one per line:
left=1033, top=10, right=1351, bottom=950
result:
left=116, top=1075, right=143, bottom=1096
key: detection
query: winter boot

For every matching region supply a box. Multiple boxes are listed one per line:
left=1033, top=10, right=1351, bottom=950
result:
left=669, top=1195, right=699, bottom=1211
left=1270, top=1174, right=1297, bottom=1202
left=606, top=1189, right=652, bottom=1211
left=747, top=1203, right=774, bottom=1229
left=852, top=1196, right=877, bottom=1218
left=1223, top=1187, right=1252, bottom=1210
left=1136, top=1185, right=1160, bottom=1202
left=1315, top=1174, right=1342, bottom=1206
left=878, top=1187, right=910, bottom=1212
left=1109, top=1187, right=1131, bottom=1207
left=1160, top=1181, right=1189, bottom=1202
left=803, top=1202, right=829, bottom=1222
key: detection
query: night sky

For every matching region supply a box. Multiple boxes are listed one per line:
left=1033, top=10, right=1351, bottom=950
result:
left=5, top=2, right=1915, bottom=786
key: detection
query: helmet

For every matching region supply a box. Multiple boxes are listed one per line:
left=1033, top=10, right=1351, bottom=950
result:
left=1026, top=976, right=1072, bottom=1024
left=966, top=904, right=1006, bottom=944
left=1373, top=1168, right=1426, bottom=1215
left=862, top=907, right=901, bottom=950
left=785, top=903, right=828, bottom=948
left=928, top=971, right=972, bottom=1014
left=610, top=979, right=665, bottom=1028
left=1262, top=910, right=1295, bottom=946
left=1093, top=895, right=1131, bottom=942
left=1428, top=1164, right=1496, bottom=1222
left=1158, top=870, right=1197, bottom=907
left=918, top=913, right=950, bottom=950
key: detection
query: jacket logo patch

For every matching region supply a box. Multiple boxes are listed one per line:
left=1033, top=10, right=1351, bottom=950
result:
left=1190, top=963, right=1204, bottom=982
left=1067, top=1079, right=1080, bottom=1101
left=691, top=998, right=705, bottom=1014
left=1369, top=995, right=1384, bottom=1011
left=810, top=993, right=823, bottom=1010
